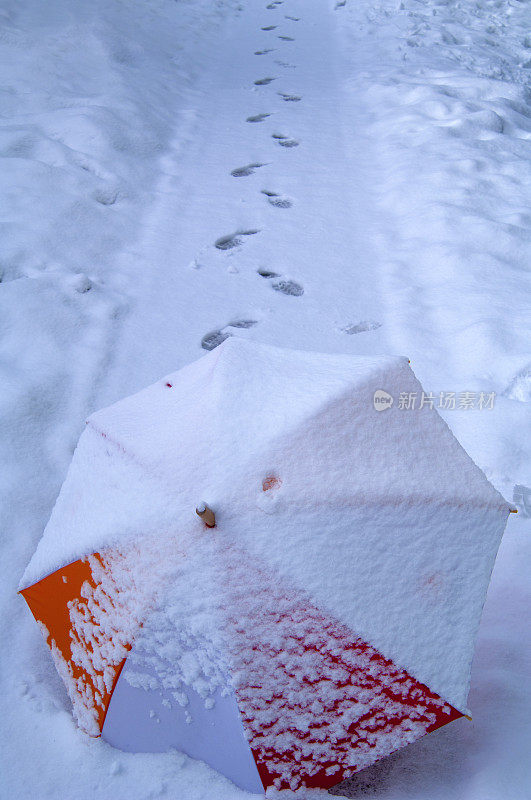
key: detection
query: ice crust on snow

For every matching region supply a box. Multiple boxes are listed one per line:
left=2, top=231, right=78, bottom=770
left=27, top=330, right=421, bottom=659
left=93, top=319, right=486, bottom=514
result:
left=23, top=339, right=510, bottom=718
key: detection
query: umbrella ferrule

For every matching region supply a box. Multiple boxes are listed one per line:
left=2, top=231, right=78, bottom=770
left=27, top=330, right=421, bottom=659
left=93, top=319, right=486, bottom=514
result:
left=196, top=502, right=216, bottom=528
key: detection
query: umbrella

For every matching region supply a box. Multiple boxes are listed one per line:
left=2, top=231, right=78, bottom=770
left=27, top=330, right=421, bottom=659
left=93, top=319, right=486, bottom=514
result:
left=20, top=339, right=512, bottom=792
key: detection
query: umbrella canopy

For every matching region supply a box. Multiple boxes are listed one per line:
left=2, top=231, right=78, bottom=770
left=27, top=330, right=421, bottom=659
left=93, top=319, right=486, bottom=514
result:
left=20, top=339, right=511, bottom=792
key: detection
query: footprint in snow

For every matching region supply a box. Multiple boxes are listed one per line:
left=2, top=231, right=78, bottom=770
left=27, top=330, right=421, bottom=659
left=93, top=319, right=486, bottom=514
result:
left=228, top=319, right=258, bottom=328
left=246, top=113, right=271, bottom=123
left=342, top=321, right=382, bottom=334
left=255, top=48, right=276, bottom=55
left=231, top=163, right=265, bottom=177
left=201, top=331, right=230, bottom=350
left=254, top=77, right=276, bottom=85
left=275, top=60, right=296, bottom=69
left=257, top=268, right=279, bottom=278
left=272, top=278, right=304, bottom=296
left=93, top=187, right=119, bottom=206
left=261, top=190, right=293, bottom=208
left=272, top=132, right=299, bottom=147
left=261, top=25, right=277, bottom=30
left=278, top=92, right=301, bottom=102
left=258, top=269, right=304, bottom=296
left=201, top=320, right=259, bottom=351
left=285, top=15, right=300, bottom=20
left=215, top=230, right=260, bottom=250
left=278, top=35, right=295, bottom=41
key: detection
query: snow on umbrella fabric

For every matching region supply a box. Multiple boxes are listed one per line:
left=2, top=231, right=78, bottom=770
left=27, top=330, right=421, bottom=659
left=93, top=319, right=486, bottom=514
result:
left=20, top=339, right=511, bottom=792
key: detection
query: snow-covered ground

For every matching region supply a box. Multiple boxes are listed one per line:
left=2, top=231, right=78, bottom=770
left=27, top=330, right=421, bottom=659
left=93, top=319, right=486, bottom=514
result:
left=1, top=0, right=529, bottom=797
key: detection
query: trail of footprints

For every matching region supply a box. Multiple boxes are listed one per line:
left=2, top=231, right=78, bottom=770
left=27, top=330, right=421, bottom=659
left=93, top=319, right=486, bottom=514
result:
left=200, top=0, right=310, bottom=350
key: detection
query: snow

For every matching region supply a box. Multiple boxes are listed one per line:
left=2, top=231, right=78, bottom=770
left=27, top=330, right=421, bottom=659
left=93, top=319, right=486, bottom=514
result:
left=1, top=0, right=530, bottom=797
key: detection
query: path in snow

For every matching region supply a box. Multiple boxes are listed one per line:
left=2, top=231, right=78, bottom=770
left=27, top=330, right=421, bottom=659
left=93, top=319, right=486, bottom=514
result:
left=97, top=0, right=387, bottom=408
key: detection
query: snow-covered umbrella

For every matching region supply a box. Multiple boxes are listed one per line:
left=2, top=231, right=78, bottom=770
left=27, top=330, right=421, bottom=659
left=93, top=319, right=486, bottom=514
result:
left=20, top=339, right=513, bottom=792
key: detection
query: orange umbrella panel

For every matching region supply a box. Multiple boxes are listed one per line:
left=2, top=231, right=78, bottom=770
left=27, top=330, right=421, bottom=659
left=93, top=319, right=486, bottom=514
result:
left=20, top=552, right=135, bottom=735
